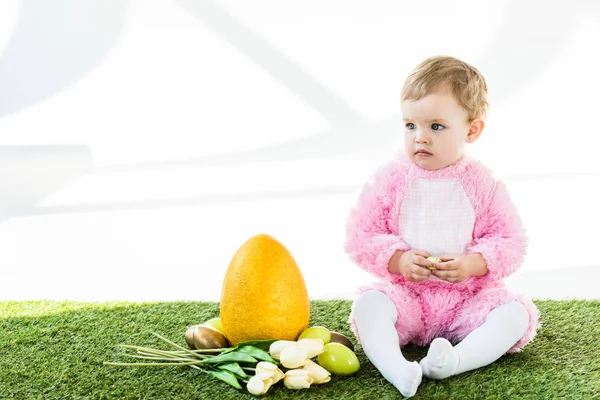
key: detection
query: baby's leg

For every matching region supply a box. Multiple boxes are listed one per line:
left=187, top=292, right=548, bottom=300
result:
left=420, top=301, right=529, bottom=380
left=352, top=290, right=422, bottom=397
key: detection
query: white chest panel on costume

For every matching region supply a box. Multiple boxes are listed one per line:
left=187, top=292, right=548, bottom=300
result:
left=399, top=178, right=475, bottom=257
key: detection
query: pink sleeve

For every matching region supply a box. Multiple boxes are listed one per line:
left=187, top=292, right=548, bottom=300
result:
left=465, top=180, right=528, bottom=284
left=344, top=161, right=411, bottom=283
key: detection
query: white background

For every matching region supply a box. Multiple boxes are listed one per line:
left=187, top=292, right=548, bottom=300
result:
left=1, top=0, right=599, bottom=301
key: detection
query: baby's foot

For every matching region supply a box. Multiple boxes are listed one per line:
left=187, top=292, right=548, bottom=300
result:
left=391, top=360, right=422, bottom=398
left=419, top=338, right=459, bottom=380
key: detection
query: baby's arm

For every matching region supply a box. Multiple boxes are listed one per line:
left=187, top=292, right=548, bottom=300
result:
left=464, top=180, right=527, bottom=283
left=345, top=161, right=413, bottom=282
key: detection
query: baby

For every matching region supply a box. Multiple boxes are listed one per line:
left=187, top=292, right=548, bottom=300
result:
left=345, top=55, right=539, bottom=398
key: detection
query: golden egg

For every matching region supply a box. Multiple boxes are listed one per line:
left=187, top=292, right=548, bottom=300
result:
left=185, top=325, right=229, bottom=350
left=329, top=331, right=355, bottom=351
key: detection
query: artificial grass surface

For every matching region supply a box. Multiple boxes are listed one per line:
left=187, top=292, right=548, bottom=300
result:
left=1, top=300, right=599, bottom=399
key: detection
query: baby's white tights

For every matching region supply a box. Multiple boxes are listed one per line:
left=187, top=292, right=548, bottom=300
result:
left=419, top=300, right=529, bottom=379
left=353, top=291, right=530, bottom=398
left=352, top=290, right=422, bottom=397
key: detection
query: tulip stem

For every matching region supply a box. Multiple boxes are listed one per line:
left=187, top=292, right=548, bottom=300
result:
left=124, top=354, right=199, bottom=363
left=103, top=361, right=204, bottom=367
left=120, top=344, right=210, bottom=360
left=151, top=332, right=201, bottom=358
left=107, top=332, right=260, bottom=390
left=170, top=349, right=225, bottom=354
left=138, top=348, right=209, bottom=360
left=121, top=345, right=178, bottom=355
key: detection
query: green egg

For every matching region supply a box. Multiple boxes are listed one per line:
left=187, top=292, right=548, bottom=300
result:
left=317, top=343, right=360, bottom=376
left=298, top=326, right=331, bottom=344
left=203, top=317, right=225, bottom=335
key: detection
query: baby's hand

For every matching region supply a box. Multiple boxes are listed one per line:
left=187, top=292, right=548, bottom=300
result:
left=390, top=249, right=434, bottom=282
left=431, top=254, right=487, bottom=283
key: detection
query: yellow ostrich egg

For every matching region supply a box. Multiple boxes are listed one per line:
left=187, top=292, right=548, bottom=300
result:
left=220, top=234, right=310, bottom=345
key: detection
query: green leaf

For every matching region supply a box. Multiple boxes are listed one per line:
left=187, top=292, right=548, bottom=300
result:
left=201, top=352, right=257, bottom=365
left=208, top=369, right=242, bottom=390
left=219, top=347, right=238, bottom=355
left=217, top=362, right=249, bottom=379
left=235, top=339, right=278, bottom=351
left=235, top=345, right=276, bottom=363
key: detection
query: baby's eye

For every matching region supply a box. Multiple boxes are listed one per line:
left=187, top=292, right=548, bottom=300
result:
left=431, top=123, right=444, bottom=131
left=405, top=123, right=415, bottom=130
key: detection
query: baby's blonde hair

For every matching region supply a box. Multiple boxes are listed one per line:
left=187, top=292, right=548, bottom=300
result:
left=401, top=55, right=489, bottom=122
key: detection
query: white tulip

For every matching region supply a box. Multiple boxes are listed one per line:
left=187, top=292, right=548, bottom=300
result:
left=301, top=360, right=331, bottom=384
left=280, top=345, right=309, bottom=368
left=284, top=369, right=313, bottom=389
left=297, top=338, right=325, bottom=358
left=246, top=376, right=271, bottom=396
left=246, top=362, right=284, bottom=395
left=255, top=361, right=284, bottom=383
left=269, top=340, right=297, bottom=360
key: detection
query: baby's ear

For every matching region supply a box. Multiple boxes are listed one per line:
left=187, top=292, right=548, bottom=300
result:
left=466, top=119, right=485, bottom=143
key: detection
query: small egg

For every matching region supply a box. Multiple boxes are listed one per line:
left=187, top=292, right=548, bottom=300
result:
left=317, top=343, right=360, bottom=376
left=329, top=331, right=355, bottom=351
left=184, top=325, right=196, bottom=348
left=426, top=256, right=440, bottom=270
left=185, top=325, right=229, bottom=350
left=298, top=326, right=331, bottom=344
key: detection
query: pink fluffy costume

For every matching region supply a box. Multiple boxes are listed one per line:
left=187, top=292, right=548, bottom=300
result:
left=346, top=155, right=540, bottom=353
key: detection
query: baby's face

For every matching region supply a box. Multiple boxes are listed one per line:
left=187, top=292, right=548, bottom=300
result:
left=401, top=88, right=474, bottom=170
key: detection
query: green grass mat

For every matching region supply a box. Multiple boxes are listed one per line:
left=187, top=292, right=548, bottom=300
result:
left=1, top=300, right=599, bottom=399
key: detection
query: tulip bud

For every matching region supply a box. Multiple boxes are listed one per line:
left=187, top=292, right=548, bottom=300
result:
left=269, top=340, right=297, bottom=360
left=297, top=338, right=325, bottom=358
left=247, top=376, right=271, bottom=396
left=280, top=345, right=309, bottom=369
left=246, top=362, right=284, bottom=395
left=301, top=360, right=331, bottom=384
left=255, top=361, right=284, bottom=384
left=284, top=369, right=313, bottom=389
